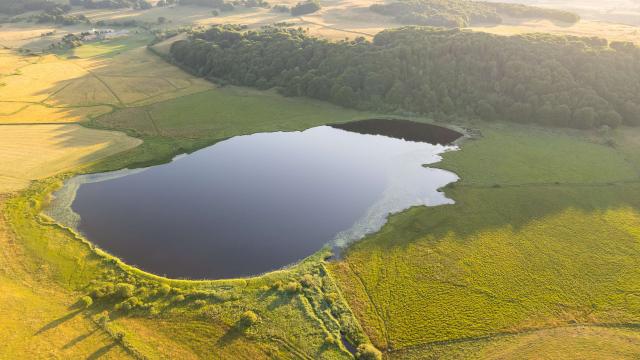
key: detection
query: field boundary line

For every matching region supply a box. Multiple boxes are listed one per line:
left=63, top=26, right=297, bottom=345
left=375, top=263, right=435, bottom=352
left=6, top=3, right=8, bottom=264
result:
left=145, top=110, right=161, bottom=136
left=67, top=61, right=126, bottom=107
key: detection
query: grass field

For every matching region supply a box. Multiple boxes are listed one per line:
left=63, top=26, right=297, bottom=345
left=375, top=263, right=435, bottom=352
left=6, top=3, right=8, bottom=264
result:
left=93, top=86, right=374, bottom=139
left=329, top=123, right=640, bottom=357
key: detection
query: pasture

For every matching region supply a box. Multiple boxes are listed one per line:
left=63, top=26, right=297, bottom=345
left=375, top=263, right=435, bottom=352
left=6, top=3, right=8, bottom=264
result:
left=329, top=122, right=640, bottom=356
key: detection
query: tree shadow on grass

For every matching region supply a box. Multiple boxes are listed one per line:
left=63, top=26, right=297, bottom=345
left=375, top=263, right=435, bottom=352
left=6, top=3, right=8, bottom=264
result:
left=216, top=325, right=243, bottom=347
left=87, top=341, right=118, bottom=360
left=35, top=309, right=82, bottom=335
left=62, top=327, right=99, bottom=349
left=348, top=183, right=640, bottom=252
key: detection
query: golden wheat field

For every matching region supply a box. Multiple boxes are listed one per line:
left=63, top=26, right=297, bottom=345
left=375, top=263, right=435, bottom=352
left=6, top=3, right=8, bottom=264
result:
left=0, top=37, right=213, bottom=124
left=0, top=124, right=140, bottom=193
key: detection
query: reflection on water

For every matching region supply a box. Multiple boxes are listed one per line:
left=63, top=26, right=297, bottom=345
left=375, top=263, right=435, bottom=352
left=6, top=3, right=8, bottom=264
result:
left=50, top=124, right=460, bottom=279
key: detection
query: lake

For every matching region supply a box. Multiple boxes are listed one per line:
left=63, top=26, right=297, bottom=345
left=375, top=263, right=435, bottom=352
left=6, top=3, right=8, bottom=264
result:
left=48, top=120, right=461, bottom=279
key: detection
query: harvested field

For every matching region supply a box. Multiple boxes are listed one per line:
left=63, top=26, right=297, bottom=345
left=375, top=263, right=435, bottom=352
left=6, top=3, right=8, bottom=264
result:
left=0, top=124, right=141, bottom=193
left=0, top=36, right=214, bottom=124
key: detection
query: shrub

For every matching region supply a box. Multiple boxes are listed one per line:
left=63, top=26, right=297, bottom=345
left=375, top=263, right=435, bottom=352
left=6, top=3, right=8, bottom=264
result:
left=272, top=280, right=284, bottom=291
left=357, top=344, right=382, bottom=360
left=300, top=274, right=316, bottom=287
left=115, top=283, right=135, bottom=298
left=117, top=296, right=144, bottom=312
left=283, top=281, right=301, bottom=294
left=95, top=311, right=110, bottom=327
left=325, top=292, right=338, bottom=304
left=91, top=282, right=115, bottom=298
left=79, top=296, right=93, bottom=308
left=158, top=283, right=171, bottom=296
left=240, top=310, right=259, bottom=326
left=149, top=305, right=161, bottom=316
left=324, top=334, right=336, bottom=345
left=272, top=4, right=288, bottom=12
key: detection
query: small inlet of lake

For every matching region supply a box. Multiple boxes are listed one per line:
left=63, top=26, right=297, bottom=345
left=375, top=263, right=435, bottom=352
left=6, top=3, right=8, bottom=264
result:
left=47, top=119, right=462, bottom=279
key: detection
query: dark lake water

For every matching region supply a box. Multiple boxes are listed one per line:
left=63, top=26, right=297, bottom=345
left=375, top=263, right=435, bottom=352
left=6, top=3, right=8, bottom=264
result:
left=48, top=121, right=460, bottom=279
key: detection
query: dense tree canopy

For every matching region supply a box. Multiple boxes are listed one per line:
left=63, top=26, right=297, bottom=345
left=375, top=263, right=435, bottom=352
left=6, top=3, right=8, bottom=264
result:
left=170, top=26, right=640, bottom=129
left=369, top=0, right=580, bottom=28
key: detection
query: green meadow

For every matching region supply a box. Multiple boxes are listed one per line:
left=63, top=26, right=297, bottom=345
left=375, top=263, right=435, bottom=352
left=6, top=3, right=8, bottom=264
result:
left=330, top=123, right=640, bottom=358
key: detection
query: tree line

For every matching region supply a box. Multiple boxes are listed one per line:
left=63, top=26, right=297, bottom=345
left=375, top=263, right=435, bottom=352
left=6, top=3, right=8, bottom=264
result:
left=169, top=25, right=640, bottom=129
left=369, top=0, right=579, bottom=28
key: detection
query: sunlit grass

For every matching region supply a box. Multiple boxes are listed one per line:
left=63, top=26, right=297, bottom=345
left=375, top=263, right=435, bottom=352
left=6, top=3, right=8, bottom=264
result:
left=331, top=122, right=640, bottom=353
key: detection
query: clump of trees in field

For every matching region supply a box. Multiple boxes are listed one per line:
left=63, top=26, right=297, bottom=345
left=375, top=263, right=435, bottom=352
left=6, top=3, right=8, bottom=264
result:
left=169, top=25, right=640, bottom=129
left=369, top=0, right=579, bottom=28
left=291, top=0, right=320, bottom=15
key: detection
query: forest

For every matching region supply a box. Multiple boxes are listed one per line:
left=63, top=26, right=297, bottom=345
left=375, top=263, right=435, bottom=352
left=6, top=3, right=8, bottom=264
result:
left=169, top=26, right=640, bottom=129
left=369, top=0, right=580, bottom=28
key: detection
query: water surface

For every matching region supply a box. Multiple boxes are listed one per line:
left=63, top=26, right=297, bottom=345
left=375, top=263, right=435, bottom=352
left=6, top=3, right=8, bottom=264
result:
left=50, top=123, right=459, bottom=279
